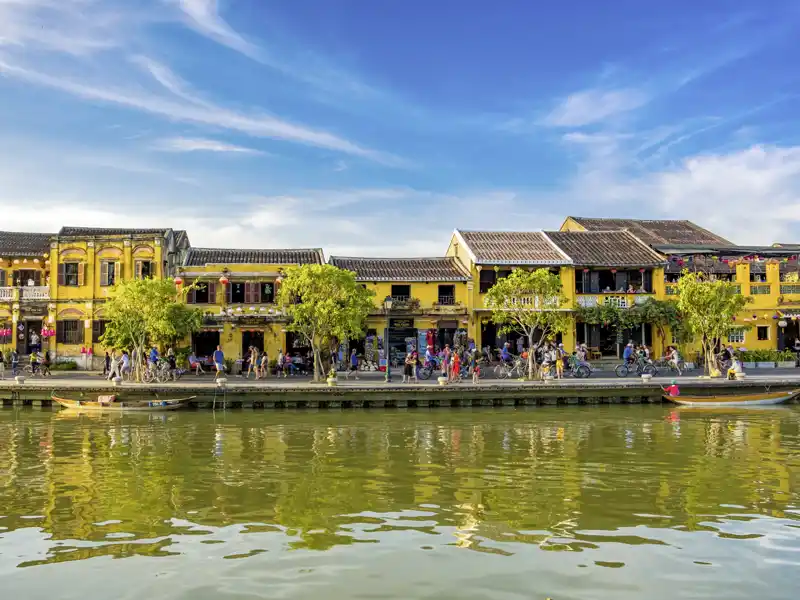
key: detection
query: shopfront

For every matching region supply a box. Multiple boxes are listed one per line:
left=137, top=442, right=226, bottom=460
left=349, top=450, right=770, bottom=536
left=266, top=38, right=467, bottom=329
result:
left=387, top=318, right=417, bottom=359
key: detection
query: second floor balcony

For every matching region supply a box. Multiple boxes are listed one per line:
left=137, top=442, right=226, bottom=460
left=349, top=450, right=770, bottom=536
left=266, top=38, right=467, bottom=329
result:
left=576, top=293, right=652, bottom=309
left=0, top=286, right=50, bottom=302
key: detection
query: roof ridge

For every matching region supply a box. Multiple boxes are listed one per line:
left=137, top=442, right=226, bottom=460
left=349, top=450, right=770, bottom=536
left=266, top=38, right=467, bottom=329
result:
left=330, top=255, right=457, bottom=261
left=190, top=246, right=323, bottom=252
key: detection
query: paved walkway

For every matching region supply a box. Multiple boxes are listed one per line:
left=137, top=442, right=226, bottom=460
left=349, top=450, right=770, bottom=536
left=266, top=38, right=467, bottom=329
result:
left=3, top=368, right=800, bottom=390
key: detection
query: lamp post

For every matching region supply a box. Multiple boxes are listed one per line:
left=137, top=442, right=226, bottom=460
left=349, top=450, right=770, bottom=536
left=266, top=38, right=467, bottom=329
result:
left=384, top=295, right=393, bottom=383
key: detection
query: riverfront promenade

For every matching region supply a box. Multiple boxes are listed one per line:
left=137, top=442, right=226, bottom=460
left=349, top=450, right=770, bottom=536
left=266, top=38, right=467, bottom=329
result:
left=2, top=369, right=800, bottom=409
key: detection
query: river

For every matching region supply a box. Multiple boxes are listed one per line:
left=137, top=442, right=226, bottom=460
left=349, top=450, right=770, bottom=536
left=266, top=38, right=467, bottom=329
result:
left=1, top=406, right=798, bottom=599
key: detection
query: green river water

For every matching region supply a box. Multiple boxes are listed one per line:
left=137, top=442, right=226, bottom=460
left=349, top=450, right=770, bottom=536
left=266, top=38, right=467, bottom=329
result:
left=1, top=406, right=798, bottom=600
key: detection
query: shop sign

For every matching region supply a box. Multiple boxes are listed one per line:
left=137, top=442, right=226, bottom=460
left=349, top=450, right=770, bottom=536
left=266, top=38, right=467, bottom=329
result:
left=390, top=318, right=414, bottom=329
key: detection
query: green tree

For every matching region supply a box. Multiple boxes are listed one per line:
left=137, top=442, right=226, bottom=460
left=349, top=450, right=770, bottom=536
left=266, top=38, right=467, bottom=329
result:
left=676, top=272, right=750, bottom=376
left=631, top=298, right=683, bottom=350
left=484, top=268, right=571, bottom=378
left=277, top=264, right=375, bottom=382
left=101, top=278, right=202, bottom=381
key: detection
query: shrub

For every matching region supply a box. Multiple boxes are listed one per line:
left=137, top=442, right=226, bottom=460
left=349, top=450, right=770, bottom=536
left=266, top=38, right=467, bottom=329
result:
left=51, top=361, right=78, bottom=371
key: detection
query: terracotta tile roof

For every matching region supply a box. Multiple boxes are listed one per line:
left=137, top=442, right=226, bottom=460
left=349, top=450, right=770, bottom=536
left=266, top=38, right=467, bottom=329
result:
left=184, top=247, right=324, bottom=266
left=329, top=256, right=470, bottom=281
left=456, top=230, right=571, bottom=265
left=568, top=217, right=732, bottom=246
left=0, top=231, right=53, bottom=257
left=58, top=227, right=171, bottom=237
left=545, top=230, right=666, bottom=266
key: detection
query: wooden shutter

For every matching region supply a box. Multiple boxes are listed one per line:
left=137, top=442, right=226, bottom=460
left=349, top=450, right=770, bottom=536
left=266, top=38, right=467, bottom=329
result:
left=209, top=282, right=217, bottom=304
left=115, top=262, right=121, bottom=283
left=100, top=261, right=108, bottom=286
left=644, top=270, right=653, bottom=293
left=135, top=260, right=142, bottom=280
left=58, top=264, right=65, bottom=286
left=225, top=283, right=231, bottom=304
left=187, top=287, right=195, bottom=304
left=0, top=269, right=5, bottom=288
left=77, top=263, right=85, bottom=286
left=589, top=271, right=600, bottom=294
left=33, top=271, right=41, bottom=286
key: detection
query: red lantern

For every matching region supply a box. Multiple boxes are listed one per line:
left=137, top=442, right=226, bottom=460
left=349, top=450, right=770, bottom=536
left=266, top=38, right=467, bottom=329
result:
left=275, top=276, right=283, bottom=285
left=611, top=269, right=617, bottom=274
left=174, top=276, right=183, bottom=286
left=583, top=268, right=589, bottom=273
left=219, top=275, right=229, bottom=286
left=639, top=268, right=645, bottom=273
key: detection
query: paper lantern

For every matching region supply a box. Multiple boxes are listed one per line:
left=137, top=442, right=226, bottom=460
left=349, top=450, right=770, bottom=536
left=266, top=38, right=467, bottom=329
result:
left=639, top=268, right=645, bottom=273
left=219, top=275, right=229, bottom=286
left=583, top=268, right=589, bottom=273
left=779, top=320, right=788, bottom=327
left=611, top=269, right=617, bottom=274
left=174, top=276, right=183, bottom=286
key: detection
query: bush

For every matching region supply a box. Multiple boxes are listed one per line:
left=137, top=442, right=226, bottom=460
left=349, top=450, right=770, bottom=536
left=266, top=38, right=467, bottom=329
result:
left=739, top=349, right=795, bottom=363
left=51, top=361, right=78, bottom=371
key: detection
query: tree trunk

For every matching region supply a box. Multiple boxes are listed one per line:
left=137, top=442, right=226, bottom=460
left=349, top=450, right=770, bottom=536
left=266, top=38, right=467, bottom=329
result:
left=526, top=333, right=535, bottom=380
left=312, top=347, right=324, bottom=382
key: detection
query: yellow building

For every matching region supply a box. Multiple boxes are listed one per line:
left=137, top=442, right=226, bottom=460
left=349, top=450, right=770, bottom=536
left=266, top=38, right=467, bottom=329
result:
left=49, top=227, right=189, bottom=367
left=0, top=231, right=53, bottom=357
left=328, top=256, right=471, bottom=359
left=178, top=247, right=324, bottom=365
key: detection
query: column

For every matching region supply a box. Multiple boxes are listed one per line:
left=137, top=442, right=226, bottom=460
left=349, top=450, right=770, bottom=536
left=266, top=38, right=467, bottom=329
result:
left=123, top=239, right=133, bottom=281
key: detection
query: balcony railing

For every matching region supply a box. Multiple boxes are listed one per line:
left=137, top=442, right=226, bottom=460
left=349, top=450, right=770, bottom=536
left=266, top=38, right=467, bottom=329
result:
left=577, top=293, right=654, bottom=309
left=780, top=284, right=800, bottom=295
left=437, top=295, right=456, bottom=305
left=21, top=286, right=50, bottom=300
left=0, top=286, right=50, bottom=301
left=484, top=296, right=560, bottom=309
left=665, top=284, right=678, bottom=296
left=749, top=284, right=772, bottom=295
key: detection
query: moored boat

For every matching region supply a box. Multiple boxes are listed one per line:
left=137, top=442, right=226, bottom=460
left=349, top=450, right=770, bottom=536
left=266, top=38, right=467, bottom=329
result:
left=52, top=394, right=194, bottom=412
left=664, top=389, right=799, bottom=407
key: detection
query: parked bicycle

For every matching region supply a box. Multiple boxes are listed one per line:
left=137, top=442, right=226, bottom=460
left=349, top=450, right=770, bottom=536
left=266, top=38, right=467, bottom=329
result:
left=494, top=357, right=526, bottom=379
left=615, top=358, right=657, bottom=377
left=546, top=356, right=592, bottom=378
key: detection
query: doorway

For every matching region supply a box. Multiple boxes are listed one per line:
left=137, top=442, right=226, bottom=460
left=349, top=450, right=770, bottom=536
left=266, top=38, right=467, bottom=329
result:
left=241, top=330, right=264, bottom=357
left=192, top=331, right=220, bottom=359
left=16, top=320, right=42, bottom=355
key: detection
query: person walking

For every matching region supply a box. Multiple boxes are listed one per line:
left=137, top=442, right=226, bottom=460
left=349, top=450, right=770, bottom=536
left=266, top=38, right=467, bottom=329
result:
left=11, top=349, right=19, bottom=377
left=41, top=351, right=51, bottom=377
left=103, top=351, right=110, bottom=377
left=346, top=348, right=359, bottom=380
left=212, top=345, right=225, bottom=379
left=0, top=350, right=5, bottom=380
left=450, top=350, right=461, bottom=383
left=260, top=350, right=269, bottom=379
left=121, top=351, right=131, bottom=380
left=277, top=350, right=286, bottom=378
left=402, top=352, right=414, bottom=383
left=107, top=351, right=121, bottom=380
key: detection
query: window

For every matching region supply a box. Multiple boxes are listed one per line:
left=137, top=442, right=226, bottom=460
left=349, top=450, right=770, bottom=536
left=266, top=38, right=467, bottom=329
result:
left=727, top=328, right=745, bottom=344
left=260, top=282, right=275, bottom=303
left=479, top=270, right=496, bottom=294
left=92, top=320, right=107, bottom=343
left=0, top=270, right=5, bottom=288
left=56, top=320, right=83, bottom=345
left=757, top=326, right=770, bottom=341
left=438, top=284, right=455, bottom=305
left=100, top=261, right=118, bottom=286
left=58, top=262, right=83, bottom=287
left=391, top=284, right=411, bottom=300
left=750, top=272, right=766, bottom=283
left=230, top=282, right=246, bottom=304
left=190, top=282, right=215, bottom=304
left=135, top=260, right=153, bottom=280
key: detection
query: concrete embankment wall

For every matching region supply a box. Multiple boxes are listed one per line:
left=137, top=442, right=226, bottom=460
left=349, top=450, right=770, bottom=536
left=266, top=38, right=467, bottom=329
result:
left=2, top=380, right=799, bottom=409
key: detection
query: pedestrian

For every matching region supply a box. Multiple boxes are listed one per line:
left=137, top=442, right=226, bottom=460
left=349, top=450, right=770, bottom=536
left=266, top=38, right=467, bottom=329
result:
left=212, top=345, right=225, bottom=379
left=260, top=350, right=269, bottom=379
left=402, top=352, right=414, bottom=383
left=450, top=350, right=461, bottom=382
left=103, top=351, right=110, bottom=376
left=107, top=351, right=121, bottom=380
left=277, top=350, right=286, bottom=378
left=0, top=349, right=4, bottom=380
left=42, top=351, right=51, bottom=377
left=442, top=344, right=451, bottom=378
left=346, top=348, right=359, bottom=380
left=121, top=351, right=131, bottom=380
left=246, top=346, right=259, bottom=379
left=471, top=352, right=481, bottom=384
left=11, top=349, right=19, bottom=377
left=411, top=350, right=419, bottom=383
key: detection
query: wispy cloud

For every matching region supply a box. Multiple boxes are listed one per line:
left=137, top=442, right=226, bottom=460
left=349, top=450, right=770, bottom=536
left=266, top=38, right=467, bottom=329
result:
left=154, top=136, right=264, bottom=155
left=0, top=57, right=402, bottom=164
left=542, top=88, right=650, bottom=127
left=171, top=0, right=261, bottom=61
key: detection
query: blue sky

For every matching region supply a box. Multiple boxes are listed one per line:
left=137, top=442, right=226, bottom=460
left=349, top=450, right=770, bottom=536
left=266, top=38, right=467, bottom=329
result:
left=2, top=0, right=800, bottom=254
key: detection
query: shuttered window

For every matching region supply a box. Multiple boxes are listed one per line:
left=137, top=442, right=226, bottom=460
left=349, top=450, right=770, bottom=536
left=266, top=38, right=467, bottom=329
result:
left=135, top=260, right=153, bottom=280
left=58, top=263, right=82, bottom=287
left=56, top=320, right=83, bottom=344
left=100, top=261, right=119, bottom=286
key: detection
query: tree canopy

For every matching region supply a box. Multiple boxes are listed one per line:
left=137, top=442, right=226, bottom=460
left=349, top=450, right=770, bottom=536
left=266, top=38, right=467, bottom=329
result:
left=676, top=272, right=750, bottom=376
left=484, top=268, right=571, bottom=378
left=576, top=298, right=684, bottom=350
left=100, top=278, right=202, bottom=381
left=276, top=264, right=375, bottom=381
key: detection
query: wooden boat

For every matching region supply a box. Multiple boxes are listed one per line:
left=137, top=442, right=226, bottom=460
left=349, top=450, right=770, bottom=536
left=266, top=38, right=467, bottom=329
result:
left=664, top=389, right=799, bottom=407
left=52, top=394, right=194, bottom=412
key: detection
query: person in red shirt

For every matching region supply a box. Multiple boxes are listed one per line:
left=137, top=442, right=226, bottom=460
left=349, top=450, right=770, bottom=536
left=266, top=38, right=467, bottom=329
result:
left=663, top=380, right=680, bottom=397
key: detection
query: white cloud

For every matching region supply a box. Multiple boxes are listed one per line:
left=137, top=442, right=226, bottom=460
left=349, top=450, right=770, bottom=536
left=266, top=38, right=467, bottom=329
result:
left=172, top=0, right=261, bottom=61
left=543, top=88, right=649, bottom=127
left=0, top=58, right=401, bottom=164
left=154, top=137, right=263, bottom=154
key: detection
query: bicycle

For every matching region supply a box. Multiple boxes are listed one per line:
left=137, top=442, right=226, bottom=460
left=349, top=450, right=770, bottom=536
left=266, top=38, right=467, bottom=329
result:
left=494, top=358, right=525, bottom=379
left=22, top=363, right=47, bottom=377
left=615, top=358, right=657, bottom=377
left=418, top=357, right=441, bottom=380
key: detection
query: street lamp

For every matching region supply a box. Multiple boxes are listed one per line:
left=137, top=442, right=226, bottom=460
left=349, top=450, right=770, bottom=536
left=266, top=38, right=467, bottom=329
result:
left=384, top=295, right=393, bottom=383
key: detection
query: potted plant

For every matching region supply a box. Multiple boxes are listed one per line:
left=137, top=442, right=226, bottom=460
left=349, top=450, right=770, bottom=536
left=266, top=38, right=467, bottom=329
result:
left=777, top=349, right=797, bottom=369
left=327, top=367, right=337, bottom=387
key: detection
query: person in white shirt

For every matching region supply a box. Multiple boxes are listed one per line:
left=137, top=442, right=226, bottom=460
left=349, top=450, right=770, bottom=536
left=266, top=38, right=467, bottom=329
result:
left=668, top=346, right=682, bottom=376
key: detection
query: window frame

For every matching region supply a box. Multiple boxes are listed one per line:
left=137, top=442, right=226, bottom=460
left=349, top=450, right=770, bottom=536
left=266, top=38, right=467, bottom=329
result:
left=727, top=328, right=745, bottom=344
left=56, top=320, right=83, bottom=345
left=756, top=326, right=770, bottom=341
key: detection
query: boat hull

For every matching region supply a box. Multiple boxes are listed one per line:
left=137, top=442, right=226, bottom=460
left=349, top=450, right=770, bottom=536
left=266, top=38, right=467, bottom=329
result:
left=664, top=389, right=798, bottom=407
left=52, top=395, right=194, bottom=412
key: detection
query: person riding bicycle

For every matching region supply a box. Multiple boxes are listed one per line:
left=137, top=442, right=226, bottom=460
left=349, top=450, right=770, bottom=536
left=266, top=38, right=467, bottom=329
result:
left=623, top=341, right=635, bottom=364
left=500, top=342, right=513, bottom=364
left=29, top=352, right=40, bottom=374
left=425, top=344, right=435, bottom=368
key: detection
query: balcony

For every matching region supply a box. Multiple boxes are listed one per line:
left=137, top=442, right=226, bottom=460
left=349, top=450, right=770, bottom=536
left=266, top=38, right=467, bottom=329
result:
left=749, top=284, right=772, bottom=296
left=780, top=283, right=800, bottom=296
left=22, top=286, right=50, bottom=300
left=483, top=295, right=561, bottom=310
left=0, top=286, right=50, bottom=302
left=576, top=293, right=653, bottom=309
left=437, top=295, right=456, bottom=306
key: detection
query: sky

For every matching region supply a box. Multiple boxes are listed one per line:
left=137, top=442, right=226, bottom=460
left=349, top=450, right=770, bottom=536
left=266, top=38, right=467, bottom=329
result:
left=2, top=0, right=800, bottom=255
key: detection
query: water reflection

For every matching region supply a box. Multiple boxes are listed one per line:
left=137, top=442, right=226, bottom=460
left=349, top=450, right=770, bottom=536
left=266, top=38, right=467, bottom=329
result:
left=0, top=407, right=798, bottom=599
